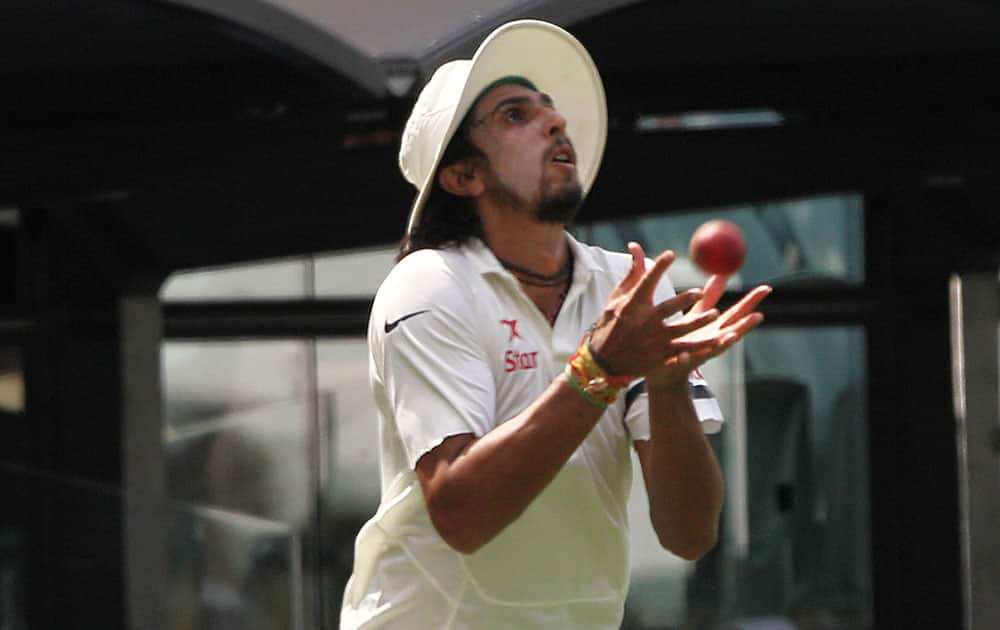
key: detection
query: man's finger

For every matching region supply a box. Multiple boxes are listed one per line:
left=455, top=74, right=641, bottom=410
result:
left=663, top=344, right=716, bottom=370
left=651, top=288, right=703, bottom=321
left=662, top=308, right=719, bottom=338
left=690, top=274, right=729, bottom=315
left=614, top=241, right=647, bottom=293
left=717, top=285, right=772, bottom=326
left=633, top=249, right=676, bottom=301
left=721, top=312, right=765, bottom=337
left=665, top=336, right=719, bottom=355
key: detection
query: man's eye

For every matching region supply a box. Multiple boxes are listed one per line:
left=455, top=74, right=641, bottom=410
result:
left=502, top=107, right=526, bottom=123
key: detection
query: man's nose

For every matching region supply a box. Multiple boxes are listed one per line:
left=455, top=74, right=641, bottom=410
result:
left=543, top=107, right=568, bottom=137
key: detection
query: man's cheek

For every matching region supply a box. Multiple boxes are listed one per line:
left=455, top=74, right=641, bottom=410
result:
left=501, top=163, right=541, bottom=198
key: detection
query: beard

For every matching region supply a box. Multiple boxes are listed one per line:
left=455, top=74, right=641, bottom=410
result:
left=487, top=177, right=584, bottom=226
left=535, top=181, right=583, bottom=225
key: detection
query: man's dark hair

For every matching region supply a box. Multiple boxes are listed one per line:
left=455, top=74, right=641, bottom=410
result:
left=397, top=115, right=484, bottom=261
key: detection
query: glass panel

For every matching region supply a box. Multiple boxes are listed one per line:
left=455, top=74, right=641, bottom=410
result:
left=314, top=339, right=380, bottom=614
left=162, top=341, right=317, bottom=628
left=575, top=192, right=864, bottom=290
left=160, top=258, right=309, bottom=302
left=167, top=502, right=303, bottom=630
left=739, top=326, right=871, bottom=628
left=159, top=245, right=400, bottom=301
left=313, top=246, right=396, bottom=297
left=162, top=341, right=311, bottom=432
left=624, top=326, right=872, bottom=629
left=625, top=341, right=745, bottom=628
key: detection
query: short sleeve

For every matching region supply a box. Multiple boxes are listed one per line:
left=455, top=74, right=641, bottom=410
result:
left=371, top=252, right=496, bottom=469
left=624, top=372, right=725, bottom=441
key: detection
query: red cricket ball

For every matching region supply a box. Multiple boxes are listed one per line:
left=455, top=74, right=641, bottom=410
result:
left=688, top=219, right=746, bottom=275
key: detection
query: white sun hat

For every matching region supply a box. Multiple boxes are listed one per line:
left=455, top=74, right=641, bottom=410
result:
left=398, top=19, right=607, bottom=237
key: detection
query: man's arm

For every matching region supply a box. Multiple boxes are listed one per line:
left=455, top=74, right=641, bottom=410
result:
left=416, top=374, right=607, bottom=554
left=633, top=385, right=724, bottom=561
left=416, top=247, right=717, bottom=554
left=416, top=246, right=769, bottom=556
left=635, top=274, right=771, bottom=560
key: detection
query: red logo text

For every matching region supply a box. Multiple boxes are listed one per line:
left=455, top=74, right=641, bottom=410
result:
left=505, top=350, right=539, bottom=373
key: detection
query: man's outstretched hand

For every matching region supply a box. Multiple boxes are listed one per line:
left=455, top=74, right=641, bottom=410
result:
left=588, top=242, right=770, bottom=388
left=646, top=257, right=771, bottom=391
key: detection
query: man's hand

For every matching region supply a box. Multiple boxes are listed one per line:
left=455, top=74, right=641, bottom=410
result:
left=588, top=242, right=770, bottom=385
left=646, top=267, right=771, bottom=392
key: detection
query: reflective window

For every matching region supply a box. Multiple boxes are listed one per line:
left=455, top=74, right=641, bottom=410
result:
left=314, top=247, right=396, bottom=297
left=163, top=341, right=311, bottom=431
left=578, top=195, right=872, bottom=629
left=160, top=258, right=310, bottom=301
left=162, top=341, right=319, bottom=629
left=161, top=337, right=380, bottom=628
left=167, top=502, right=305, bottom=630
left=575, top=192, right=864, bottom=290
left=159, top=239, right=400, bottom=628
left=160, top=246, right=399, bottom=303
left=315, top=339, right=379, bottom=617
left=623, top=327, right=872, bottom=629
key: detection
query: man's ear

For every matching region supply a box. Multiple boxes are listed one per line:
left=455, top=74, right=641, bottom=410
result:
left=437, top=160, right=485, bottom=198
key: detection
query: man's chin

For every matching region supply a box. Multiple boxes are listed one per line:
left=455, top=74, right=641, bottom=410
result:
left=536, top=184, right=583, bottom=225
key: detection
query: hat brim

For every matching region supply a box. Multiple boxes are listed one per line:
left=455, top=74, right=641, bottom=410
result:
left=405, top=20, right=607, bottom=236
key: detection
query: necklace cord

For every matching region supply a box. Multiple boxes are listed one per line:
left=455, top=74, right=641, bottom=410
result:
left=496, top=256, right=571, bottom=283
left=495, top=250, right=574, bottom=325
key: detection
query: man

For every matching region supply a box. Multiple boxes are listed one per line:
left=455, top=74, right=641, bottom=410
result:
left=341, top=19, right=771, bottom=629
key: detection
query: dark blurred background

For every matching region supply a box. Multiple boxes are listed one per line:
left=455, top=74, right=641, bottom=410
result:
left=1, top=1, right=999, bottom=628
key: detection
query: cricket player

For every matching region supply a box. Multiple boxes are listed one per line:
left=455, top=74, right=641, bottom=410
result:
left=341, top=19, right=771, bottom=629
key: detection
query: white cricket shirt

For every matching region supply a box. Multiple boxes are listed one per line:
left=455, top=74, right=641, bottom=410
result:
left=341, top=234, right=722, bottom=629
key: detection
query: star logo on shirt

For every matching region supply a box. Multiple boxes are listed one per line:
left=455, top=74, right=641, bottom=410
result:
left=500, top=319, right=522, bottom=343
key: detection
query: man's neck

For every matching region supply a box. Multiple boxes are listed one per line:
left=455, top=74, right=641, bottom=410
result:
left=480, top=210, right=569, bottom=276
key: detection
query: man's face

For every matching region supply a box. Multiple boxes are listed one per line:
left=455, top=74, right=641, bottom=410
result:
left=466, top=83, right=583, bottom=224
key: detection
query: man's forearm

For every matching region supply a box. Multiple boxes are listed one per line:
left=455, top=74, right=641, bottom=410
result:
left=418, top=373, right=606, bottom=553
left=641, top=381, right=725, bottom=560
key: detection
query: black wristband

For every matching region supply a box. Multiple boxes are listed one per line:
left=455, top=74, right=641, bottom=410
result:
left=585, top=338, right=621, bottom=376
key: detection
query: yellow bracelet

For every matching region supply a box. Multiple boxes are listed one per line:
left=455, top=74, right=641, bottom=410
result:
left=566, top=359, right=622, bottom=406
left=565, top=364, right=609, bottom=408
left=578, top=343, right=632, bottom=388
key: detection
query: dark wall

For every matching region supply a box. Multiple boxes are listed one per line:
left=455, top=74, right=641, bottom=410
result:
left=6, top=202, right=136, bottom=628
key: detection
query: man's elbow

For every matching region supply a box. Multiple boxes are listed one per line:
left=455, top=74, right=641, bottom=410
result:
left=425, top=499, right=489, bottom=555
left=436, top=523, right=486, bottom=555
left=656, top=527, right=718, bottom=561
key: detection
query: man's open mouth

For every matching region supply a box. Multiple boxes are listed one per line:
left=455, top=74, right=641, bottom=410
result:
left=550, top=144, right=576, bottom=165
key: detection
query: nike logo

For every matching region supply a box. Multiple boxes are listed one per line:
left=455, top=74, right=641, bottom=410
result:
left=384, top=309, right=430, bottom=334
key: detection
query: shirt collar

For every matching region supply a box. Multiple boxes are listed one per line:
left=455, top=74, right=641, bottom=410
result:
left=463, top=232, right=606, bottom=279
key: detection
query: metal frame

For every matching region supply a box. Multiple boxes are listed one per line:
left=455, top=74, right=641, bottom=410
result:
left=121, top=291, right=168, bottom=630
left=949, top=270, right=1000, bottom=630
